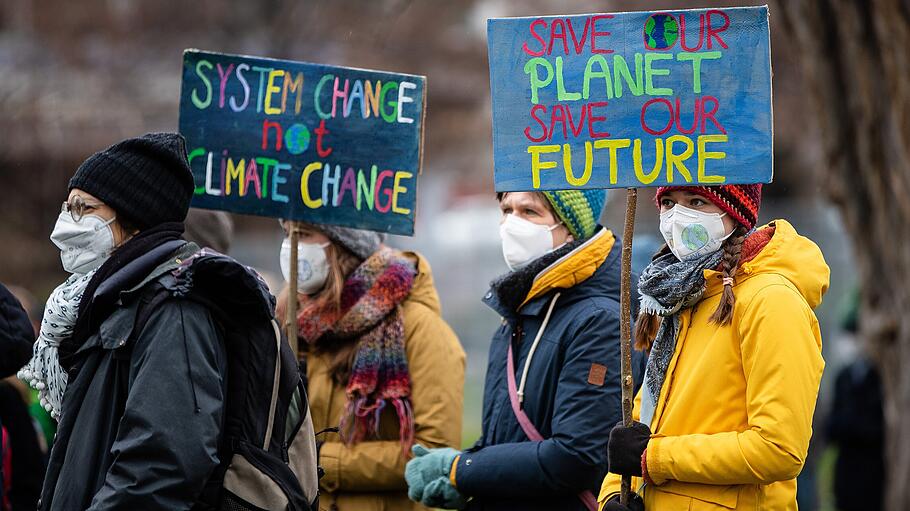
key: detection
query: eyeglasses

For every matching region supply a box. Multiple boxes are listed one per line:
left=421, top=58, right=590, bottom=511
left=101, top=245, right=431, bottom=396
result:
left=61, top=196, right=104, bottom=222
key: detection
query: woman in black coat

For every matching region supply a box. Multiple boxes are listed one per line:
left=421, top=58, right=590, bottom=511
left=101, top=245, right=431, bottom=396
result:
left=23, top=133, right=231, bottom=511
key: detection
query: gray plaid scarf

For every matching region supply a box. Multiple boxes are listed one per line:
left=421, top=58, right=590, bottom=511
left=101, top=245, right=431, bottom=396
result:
left=637, top=249, right=723, bottom=426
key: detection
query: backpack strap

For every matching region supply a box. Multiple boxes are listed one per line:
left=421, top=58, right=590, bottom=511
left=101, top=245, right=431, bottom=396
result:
left=128, top=283, right=173, bottom=344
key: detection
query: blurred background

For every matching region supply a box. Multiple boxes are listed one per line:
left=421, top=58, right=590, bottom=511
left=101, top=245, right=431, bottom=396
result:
left=1, top=1, right=903, bottom=509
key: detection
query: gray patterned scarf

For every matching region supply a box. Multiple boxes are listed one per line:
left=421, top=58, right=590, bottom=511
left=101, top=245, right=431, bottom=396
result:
left=637, top=249, right=723, bottom=426
left=18, top=270, right=96, bottom=420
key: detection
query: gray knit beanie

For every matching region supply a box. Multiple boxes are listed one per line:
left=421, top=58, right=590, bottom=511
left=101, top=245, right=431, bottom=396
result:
left=317, top=224, right=382, bottom=260
left=184, top=209, right=234, bottom=254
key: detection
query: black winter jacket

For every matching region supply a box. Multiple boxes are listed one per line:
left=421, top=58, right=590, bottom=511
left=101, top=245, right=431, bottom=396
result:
left=0, top=283, right=33, bottom=378
left=0, top=282, right=37, bottom=510
left=39, top=242, right=229, bottom=511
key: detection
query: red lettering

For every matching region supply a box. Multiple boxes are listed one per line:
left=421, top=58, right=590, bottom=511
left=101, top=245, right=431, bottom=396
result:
left=700, top=96, right=726, bottom=134
left=679, top=13, right=705, bottom=52
left=565, top=103, right=587, bottom=138
left=261, top=119, right=283, bottom=151
left=550, top=105, right=568, bottom=139
left=587, top=101, right=610, bottom=138
left=566, top=17, right=590, bottom=54
left=547, top=19, right=569, bottom=55
left=706, top=10, right=730, bottom=50
left=590, top=15, right=614, bottom=54
left=524, top=104, right=549, bottom=143
left=640, top=98, right=674, bottom=135
left=522, top=19, right=547, bottom=57
left=674, top=97, right=698, bottom=134
left=314, top=119, right=333, bottom=157
left=529, top=103, right=615, bottom=141
left=374, top=170, right=394, bottom=213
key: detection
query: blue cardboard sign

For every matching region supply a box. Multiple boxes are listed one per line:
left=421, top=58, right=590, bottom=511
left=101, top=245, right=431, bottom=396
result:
left=487, top=6, right=772, bottom=191
left=178, top=50, right=426, bottom=235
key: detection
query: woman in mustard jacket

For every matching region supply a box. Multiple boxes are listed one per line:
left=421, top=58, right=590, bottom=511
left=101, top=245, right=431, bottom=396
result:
left=276, top=222, right=465, bottom=511
left=600, top=184, right=828, bottom=511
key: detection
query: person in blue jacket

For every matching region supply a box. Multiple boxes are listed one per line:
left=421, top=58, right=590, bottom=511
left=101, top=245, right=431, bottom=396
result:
left=406, top=189, right=643, bottom=511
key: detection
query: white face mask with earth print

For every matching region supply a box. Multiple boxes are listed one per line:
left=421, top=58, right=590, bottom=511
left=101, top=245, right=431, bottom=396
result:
left=659, top=204, right=732, bottom=260
left=280, top=238, right=331, bottom=295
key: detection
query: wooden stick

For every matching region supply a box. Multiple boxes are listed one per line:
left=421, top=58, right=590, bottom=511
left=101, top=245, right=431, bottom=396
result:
left=286, top=222, right=300, bottom=356
left=619, top=187, right=637, bottom=505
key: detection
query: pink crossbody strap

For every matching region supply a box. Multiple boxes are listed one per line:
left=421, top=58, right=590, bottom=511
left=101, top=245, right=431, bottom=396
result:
left=507, top=344, right=599, bottom=511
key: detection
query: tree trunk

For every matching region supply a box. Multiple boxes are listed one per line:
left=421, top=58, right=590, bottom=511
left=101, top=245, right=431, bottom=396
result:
left=775, top=1, right=910, bottom=509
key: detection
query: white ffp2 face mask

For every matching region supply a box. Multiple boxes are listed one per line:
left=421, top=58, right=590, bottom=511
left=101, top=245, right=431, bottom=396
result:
left=50, top=211, right=116, bottom=274
left=499, top=214, right=563, bottom=271
left=280, top=238, right=331, bottom=295
left=659, top=204, right=732, bottom=260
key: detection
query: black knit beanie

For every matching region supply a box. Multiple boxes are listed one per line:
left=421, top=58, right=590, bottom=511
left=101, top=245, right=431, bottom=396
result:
left=69, top=132, right=195, bottom=230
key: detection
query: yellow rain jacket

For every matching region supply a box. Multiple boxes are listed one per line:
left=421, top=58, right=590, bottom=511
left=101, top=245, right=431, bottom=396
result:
left=309, top=252, right=466, bottom=511
left=599, top=220, right=829, bottom=510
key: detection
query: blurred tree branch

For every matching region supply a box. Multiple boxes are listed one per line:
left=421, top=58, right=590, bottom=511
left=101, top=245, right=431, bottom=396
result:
left=776, top=1, right=910, bottom=508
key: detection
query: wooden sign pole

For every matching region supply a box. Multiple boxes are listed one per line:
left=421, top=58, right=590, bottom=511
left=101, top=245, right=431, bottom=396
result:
left=619, top=188, right=637, bottom=505
left=286, top=222, right=300, bottom=356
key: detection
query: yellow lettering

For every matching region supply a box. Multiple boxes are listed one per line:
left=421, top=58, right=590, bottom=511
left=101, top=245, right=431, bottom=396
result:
left=665, top=135, right=694, bottom=183
left=300, top=162, right=323, bottom=208
left=697, top=134, right=727, bottom=183
left=562, top=142, right=593, bottom=186
left=264, top=70, right=285, bottom=115
left=226, top=158, right=245, bottom=196
left=392, top=171, right=413, bottom=214
left=593, top=139, right=631, bottom=185
left=633, top=139, right=663, bottom=185
left=527, top=145, right=561, bottom=189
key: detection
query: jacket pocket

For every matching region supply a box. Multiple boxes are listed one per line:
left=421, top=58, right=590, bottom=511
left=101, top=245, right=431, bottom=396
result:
left=654, top=480, right=739, bottom=509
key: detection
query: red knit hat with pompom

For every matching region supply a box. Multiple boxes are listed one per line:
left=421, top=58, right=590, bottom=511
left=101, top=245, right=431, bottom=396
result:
left=655, top=184, right=762, bottom=230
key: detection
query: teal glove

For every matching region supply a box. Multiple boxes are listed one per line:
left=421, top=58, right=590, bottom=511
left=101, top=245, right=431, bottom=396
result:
left=423, top=476, right=469, bottom=509
left=405, top=445, right=467, bottom=509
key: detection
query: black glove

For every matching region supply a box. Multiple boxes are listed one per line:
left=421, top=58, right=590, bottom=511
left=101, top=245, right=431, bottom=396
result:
left=607, top=421, right=651, bottom=476
left=602, top=493, right=644, bottom=511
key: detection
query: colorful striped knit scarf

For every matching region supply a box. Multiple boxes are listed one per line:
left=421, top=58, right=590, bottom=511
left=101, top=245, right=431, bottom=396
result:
left=297, top=247, right=417, bottom=450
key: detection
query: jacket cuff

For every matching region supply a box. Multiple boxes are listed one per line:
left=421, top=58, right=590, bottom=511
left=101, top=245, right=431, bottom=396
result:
left=453, top=453, right=469, bottom=491
left=450, top=455, right=461, bottom=488
left=645, top=438, right=667, bottom=486
left=319, top=441, right=343, bottom=492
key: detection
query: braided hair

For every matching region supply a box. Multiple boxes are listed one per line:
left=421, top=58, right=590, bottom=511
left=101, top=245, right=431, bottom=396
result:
left=709, top=226, right=748, bottom=325
left=633, top=226, right=749, bottom=350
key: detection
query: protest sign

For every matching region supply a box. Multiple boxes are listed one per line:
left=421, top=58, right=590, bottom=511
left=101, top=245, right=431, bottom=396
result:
left=487, top=6, right=772, bottom=191
left=179, top=50, right=426, bottom=235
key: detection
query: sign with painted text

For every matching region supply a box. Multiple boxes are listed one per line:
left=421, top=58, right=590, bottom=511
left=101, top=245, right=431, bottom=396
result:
left=179, top=50, right=425, bottom=235
left=487, top=6, right=772, bottom=191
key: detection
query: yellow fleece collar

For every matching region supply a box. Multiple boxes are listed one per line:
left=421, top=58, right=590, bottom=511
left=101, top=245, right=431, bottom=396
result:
left=520, top=228, right=616, bottom=309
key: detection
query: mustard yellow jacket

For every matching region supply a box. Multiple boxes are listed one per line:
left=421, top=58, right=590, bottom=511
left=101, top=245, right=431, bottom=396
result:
left=599, top=220, right=829, bottom=510
left=309, top=252, right=465, bottom=511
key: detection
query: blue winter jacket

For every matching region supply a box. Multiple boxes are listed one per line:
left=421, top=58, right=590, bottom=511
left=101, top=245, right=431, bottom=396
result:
left=455, top=228, right=645, bottom=511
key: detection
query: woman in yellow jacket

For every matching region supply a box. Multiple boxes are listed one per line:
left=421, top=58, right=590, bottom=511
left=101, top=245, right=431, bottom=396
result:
left=276, top=222, right=465, bottom=511
left=600, top=184, right=828, bottom=511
